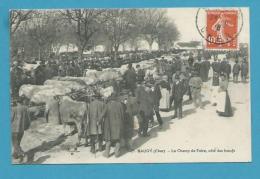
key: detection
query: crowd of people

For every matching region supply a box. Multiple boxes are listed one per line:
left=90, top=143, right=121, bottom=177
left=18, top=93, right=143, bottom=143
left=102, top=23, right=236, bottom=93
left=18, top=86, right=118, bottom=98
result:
left=10, top=51, right=163, bottom=99
left=11, top=50, right=249, bottom=160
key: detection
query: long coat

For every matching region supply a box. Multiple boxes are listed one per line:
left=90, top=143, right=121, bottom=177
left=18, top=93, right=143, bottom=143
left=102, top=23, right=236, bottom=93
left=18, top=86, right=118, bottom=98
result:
left=124, top=97, right=139, bottom=139
left=212, top=61, right=221, bottom=73
left=123, top=68, right=137, bottom=89
left=224, top=63, right=232, bottom=76
left=153, top=82, right=162, bottom=110
left=200, top=61, right=210, bottom=82
left=193, top=61, right=201, bottom=73
left=12, top=104, right=30, bottom=133
left=241, top=62, right=249, bottom=76
left=87, top=99, right=105, bottom=136
left=136, top=85, right=154, bottom=117
left=102, top=100, right=124, bottom=141
left=212, top=72, right=220, bottom=86
left=233, top=63, right=241, bottom=74
left=172, top=80, right=185, bottom=103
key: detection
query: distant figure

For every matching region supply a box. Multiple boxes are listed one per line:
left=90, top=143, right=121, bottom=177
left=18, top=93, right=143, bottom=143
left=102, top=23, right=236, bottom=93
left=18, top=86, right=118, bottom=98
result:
left=171, top=72, right=186, bottom=119
left=136, top=64, right=145, bottom=83
left=211, top=58, right=221, bottom=74
left=188, top=54, right=194, bottom=67
left=232, top=60, right=241, bottom=83
left=225, top=60, right=232, bottom=80
left=216, top=73, right=233, bottom=117
left=193, top=58, right=201, bottom=75
left=200, top=59, right=211, bottom=82
left=123, top=63, right=137, bottom=95
left=241, top=59, right=249, bottom=83
left=220, top=58, right=227, bottom=74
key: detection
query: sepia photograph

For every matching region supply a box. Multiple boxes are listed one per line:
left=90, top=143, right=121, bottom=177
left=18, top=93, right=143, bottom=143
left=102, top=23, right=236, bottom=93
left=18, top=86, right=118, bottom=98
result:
left=10, top=8, right=251, bottom=164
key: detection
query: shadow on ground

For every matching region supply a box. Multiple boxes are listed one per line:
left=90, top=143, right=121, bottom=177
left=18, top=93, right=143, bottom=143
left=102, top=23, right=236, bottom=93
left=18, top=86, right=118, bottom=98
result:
left=25, top=134, right=68, bottom=164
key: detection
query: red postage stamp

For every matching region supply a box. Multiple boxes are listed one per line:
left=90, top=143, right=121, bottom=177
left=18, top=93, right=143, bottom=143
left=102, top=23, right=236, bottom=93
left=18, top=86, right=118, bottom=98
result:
left=206, top=10, right=238, bottom=49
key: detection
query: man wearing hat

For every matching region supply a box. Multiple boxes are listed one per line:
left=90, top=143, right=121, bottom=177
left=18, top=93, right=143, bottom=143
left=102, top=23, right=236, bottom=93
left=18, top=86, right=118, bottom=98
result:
left=224, top=59, right=232, bottom=80
left=135, top=82, right=154, bottom=137
left=232, top=59, right=241, bottom=83
left=136, top=64, right=145, bottom=83
left=87, top=93, right=105, bottom=153
left=189, top=71, right=203, bottom=108
left=123, top=63, right=137, bottom=95
left=12, top=95, right=31, bottom=159
left=241, top=59, right=248, bottom=83
left=188, top=53, right=194, bottom=67
left=99, top=93, right=125, bottom=158
left=171, top=71, right=185, bottom=119
left=212, top=58, right=221, bottom=74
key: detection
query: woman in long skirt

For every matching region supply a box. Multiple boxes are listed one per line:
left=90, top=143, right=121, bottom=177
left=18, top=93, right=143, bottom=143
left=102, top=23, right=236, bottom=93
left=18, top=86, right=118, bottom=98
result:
left=159, top=76, right=171, bottom=111
left=216, top=73, right=233, bottom=117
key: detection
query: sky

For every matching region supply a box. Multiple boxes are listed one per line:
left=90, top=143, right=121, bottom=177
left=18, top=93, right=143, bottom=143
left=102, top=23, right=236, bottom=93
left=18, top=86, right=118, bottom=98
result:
left=166, top=8, right=249, bottom=43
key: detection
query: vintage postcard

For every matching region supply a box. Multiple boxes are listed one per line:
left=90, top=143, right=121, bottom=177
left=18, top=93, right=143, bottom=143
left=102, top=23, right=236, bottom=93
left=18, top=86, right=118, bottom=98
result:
left=10, top=7, right=250, bottom=164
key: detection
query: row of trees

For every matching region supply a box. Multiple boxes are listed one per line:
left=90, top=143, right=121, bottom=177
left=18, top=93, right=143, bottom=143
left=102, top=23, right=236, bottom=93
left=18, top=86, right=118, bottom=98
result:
left=10, top=9, right=180, bottom=61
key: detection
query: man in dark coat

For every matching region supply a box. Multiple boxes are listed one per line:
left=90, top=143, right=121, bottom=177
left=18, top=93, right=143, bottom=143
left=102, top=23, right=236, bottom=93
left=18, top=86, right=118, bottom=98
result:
left=201, top=59, right=211, bottom=82
left=224, top=60, right=232, bottom=80
left=175, top=57, right=182, bottom=72
left=193, top=58, right=201, bottom=74
left=241, top=59, right=248, bottom=83
left=199, top=59, right=207, bottom=82
left=165, top=61, right=174, bottom=83
left=136, top=64, right=145, bottom=83
left=220, top=58, right=227, bottom=74
left=135, top=83, right=154, bottom=137
left=188, top=54, right=194, bottom=67
left=122, top=91, right=139, bottom=151
left=12, top=96, right=31, bottom=159
left=87, top=95, right=105, bottom=153
left=212, top=58, right=221, bottom=74
left=123, top=63, right=137, bottom=95
left=99, top=94, right=124, bottom=158
left=232, top=60, right=241, bottom=83
left=171, top=72, right=185, bottom=119
left=150, top=82, right=163, bottom=127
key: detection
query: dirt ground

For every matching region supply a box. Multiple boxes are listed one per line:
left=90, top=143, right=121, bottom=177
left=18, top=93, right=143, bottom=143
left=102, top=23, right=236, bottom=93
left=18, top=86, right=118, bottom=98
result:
left=13, top=66, right=251, bottom=164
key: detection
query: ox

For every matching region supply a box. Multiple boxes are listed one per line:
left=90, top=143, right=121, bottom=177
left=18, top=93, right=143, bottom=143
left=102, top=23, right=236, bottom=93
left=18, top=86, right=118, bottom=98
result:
left=45, top=96, right=88, bottom=150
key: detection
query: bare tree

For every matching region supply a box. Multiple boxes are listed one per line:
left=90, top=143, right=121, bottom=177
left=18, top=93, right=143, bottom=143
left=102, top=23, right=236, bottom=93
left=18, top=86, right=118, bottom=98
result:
left=60, top=9, right=106, bottom=60
left=10, top=10, right=34, bottom=34
left=26, top=11, right=59, bottom=60
left=138, top=9, right=168, bottom=51
left=157, top=20, right=180, bottom=51
left=103, top=9, right=139, bottom=60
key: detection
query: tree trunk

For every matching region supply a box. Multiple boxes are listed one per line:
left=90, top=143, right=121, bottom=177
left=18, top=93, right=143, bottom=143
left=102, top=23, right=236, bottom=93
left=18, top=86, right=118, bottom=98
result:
left=114, top=45, right=119, bottom=61
left=78, top=46, right=85, bottom=60
left=38, top=46, right=41, bottom=61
